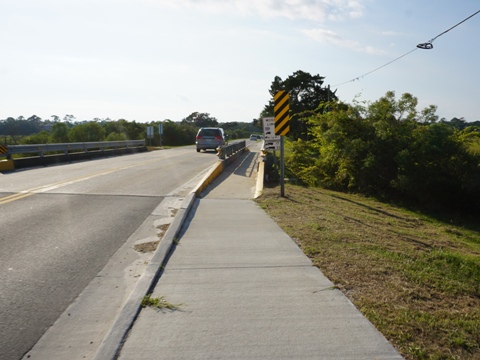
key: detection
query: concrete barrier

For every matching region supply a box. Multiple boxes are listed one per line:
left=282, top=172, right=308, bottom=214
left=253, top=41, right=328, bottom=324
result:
left=0, top=159, right=14, bottom=171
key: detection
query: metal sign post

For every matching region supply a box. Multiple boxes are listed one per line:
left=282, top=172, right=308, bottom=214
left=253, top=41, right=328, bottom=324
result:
left=158, top=123, right=163, bottom=147
left=280, top=136, right=285, bottom=197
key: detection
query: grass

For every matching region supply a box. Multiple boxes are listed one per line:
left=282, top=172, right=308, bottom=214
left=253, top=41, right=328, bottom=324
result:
left=141, top=295, right=182, bottom=311
left=256, top=183, right=480, bottom=360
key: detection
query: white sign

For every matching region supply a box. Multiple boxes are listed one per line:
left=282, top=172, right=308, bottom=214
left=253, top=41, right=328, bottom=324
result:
left=262, top=117, right=280, bottom=141
left=264, top=140, right=280, bottom=150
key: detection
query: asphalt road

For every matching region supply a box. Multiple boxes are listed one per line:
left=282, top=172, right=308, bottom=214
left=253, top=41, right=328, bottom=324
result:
left=0, top=146, right=218, bottom=360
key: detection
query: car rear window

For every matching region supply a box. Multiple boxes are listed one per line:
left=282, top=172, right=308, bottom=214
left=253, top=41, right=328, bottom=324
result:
left=200, top=129, right=221, bottom=137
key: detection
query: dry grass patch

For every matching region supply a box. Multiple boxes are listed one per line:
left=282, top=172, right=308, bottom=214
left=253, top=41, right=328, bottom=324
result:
left=133, top=240, right=159, bottom=253
left=133, top=224, right=171, bottom=253
left=256, top=184, right=480, bottom=360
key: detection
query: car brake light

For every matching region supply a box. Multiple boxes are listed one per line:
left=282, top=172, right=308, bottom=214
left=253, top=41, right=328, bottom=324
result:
left=214, top=136, right=222, bottom=140
left=196, top=136, right=203, bottom=139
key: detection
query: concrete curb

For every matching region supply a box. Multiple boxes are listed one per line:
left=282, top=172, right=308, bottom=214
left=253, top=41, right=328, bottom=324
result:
left=92, top=192, right=197, bottom=360
left=254, top=160, right=264, bottom=199
left=191, top=147, right=248, bottom=196
left=93, top=146, right=249, bottom=360
left=192, top=161, right=224, bottom=196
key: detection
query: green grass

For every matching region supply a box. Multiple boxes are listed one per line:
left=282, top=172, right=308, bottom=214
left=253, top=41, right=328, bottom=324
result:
left=256, top=183, right=480, bottom=360
left=141, top=295, right=182, bottom=310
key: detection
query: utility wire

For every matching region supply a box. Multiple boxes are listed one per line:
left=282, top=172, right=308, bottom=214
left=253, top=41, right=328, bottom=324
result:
left=333, top=48, right=417, bottom=86
left=333, top=9, right=480, bottom=87
left=417, top=9, right=480, bottom=48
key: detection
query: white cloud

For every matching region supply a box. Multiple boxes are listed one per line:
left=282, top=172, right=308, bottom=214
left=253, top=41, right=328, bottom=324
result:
left=380, top=31, right=402, bottom=36
left=175, top=94, right=190, bottom=103
left=300, top=27, right=385, bottom=55
left=144, top=0, right=365, bottom=22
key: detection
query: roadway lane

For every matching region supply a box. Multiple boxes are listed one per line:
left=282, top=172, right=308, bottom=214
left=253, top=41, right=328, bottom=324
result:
left=0, top=147, right=218, bottom=360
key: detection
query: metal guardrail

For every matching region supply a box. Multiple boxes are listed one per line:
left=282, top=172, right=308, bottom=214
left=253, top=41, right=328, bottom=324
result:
left=3, top=140, right=146, bottom=158
left=218, top=140, right=246, bottom=160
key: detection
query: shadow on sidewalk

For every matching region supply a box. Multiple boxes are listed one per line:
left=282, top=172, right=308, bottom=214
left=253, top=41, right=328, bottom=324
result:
left=200, top=150, right=260, bottom=199
left=232, top=151, right=259, bottom=177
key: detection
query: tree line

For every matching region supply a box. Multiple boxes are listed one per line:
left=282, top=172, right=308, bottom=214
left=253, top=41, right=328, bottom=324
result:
left=261, top=70, right=480, bottom=213
left=2, top=69, right=479, bottom=212
left=0, top=112, right=261, bottom=146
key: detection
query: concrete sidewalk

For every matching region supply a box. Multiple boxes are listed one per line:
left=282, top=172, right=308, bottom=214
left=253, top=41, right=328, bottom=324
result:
left=114, top=146, right=403, bottom=359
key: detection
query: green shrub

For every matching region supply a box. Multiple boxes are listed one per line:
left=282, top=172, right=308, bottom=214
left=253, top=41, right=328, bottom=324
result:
left=286, top=92, right=480, bottom=213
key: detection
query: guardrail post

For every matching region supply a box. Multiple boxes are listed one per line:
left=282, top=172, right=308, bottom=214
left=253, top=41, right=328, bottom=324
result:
left=217, top=146, right=225, bottom=160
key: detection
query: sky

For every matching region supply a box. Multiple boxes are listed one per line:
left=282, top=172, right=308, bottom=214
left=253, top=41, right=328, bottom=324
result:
left=1, top=0, right=479, bottom=123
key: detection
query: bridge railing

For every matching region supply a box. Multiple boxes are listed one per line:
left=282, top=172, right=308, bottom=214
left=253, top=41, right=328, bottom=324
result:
left=3, top=140, right=146, bottom=158
left=218, top=140, right=246, bottom=160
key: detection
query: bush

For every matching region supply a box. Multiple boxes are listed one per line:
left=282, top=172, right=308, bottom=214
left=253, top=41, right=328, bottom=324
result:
left=68, top=122, right=106, bottom=142
left=286, top=92, right=480, bottom=212
left=21, top=130, right=51, bottom=144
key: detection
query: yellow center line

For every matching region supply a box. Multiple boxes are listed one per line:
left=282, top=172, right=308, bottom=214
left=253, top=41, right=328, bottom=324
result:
left=0, top=154, right=182, bottom=205
left=0, top=168, right=125, bottom=205
left=0, top=193, right=35, bottom=205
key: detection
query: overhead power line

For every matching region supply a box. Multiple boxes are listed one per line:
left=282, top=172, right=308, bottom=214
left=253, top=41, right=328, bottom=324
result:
left=333, top=48, right=418, bottom=87
left=333, top=9, right=480, bottom=87
left=417, top=9, right=480, bottom=49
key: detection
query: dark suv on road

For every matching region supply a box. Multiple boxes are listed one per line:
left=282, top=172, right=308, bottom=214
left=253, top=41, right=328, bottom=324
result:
left=195, top=127, right=226, bottom=152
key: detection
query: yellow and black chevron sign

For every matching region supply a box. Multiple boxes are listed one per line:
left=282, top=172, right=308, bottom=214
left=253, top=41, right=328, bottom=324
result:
left=274, top=90, right=290, bottom=136
left=0, top=145, right=7, bottom=154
